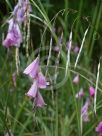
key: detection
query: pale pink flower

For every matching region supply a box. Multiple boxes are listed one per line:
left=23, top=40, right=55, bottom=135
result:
left=13, top=0, right=32, bottom=23
left=96, top=122, right=102, bottom=136
left=26, top=80, right=38, bottom=98
left=23, top=57, right=39, bottom=79
left=81, top=99, right=90, bottom=122
left=75, top=88, right=84, bottom=99
left=73, top=75, right=80, bottom=84
left=3, top=19, right=22, bottom=48
left=89, top=86, right=95, bottom=97
left=37, top=72, right=48, bottom=89
left=34, top=91, right=46, bottom=107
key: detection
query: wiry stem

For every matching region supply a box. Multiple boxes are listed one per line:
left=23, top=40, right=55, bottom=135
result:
left=15, top=48, right=20, bottom=75
left=94, top=60, right=100, bottom=114
left=65, top=31, right=72, bottom=76
left=54, top=32, right=63, bottom=84
left=74, top=27, right=89, bottom=68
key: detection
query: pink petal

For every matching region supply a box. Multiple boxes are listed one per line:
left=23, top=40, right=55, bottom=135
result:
left=96, top=122, right=102, bottom=133
left=35, top=91, right=46, bottom=107
left=37, top=72, right=47, bottom=89
left=89, top=86, right=95, bottom=97
left=23, top=57, right=39, bottom=78
left=26, top=80, right=38, bottom=98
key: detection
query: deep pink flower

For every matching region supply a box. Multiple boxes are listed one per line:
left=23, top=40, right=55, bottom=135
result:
left=73, top=75, right=80, bottom=84
left=89, top=86, right=95, bottom=97
left=23, top=57, right=39, bottom=79
left=26, top=80, right=38, bottom=98
left=34, top=91, right=46, bottom=107
left=96, top=122, right=102, bottom=135
left=81, top=99, right=90, bottom=122
left=5, top=129, right=14, bottom=136
left=3, top=19, right=22, bottom=48
left=37, top=72, right=48, bottom=89
left=75, top=88, right=84, bottom=99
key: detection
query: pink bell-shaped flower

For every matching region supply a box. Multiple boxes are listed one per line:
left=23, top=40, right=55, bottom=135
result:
left=89, top=86, right=95, bottom=97
left=26, top=80, right=38, bottom=98
left=37, top=71, right=48, bottom=89
left=3, top=19, right=22, bottom=48
left=35, top=91, right=46, bottom=107
left=23, top=57, right=39, bottom=79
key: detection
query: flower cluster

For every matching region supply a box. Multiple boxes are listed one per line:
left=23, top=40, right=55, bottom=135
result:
left=3, top=0, right=31, bottom=48
left=23, top=56, right=48, bottom=108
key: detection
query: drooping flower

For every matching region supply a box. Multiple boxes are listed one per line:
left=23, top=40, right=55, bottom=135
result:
left=73, top=74, right=80, bottom=84
left=3, top=19, right=22, bottom=48
left=23, top=57, right=39, bottom=79
left=5, top=129, right=14, bottom=136
left=81, top=99, right=90, bottom=122
left=34, top=91, right=46, bottom=107
left=26, top=80, right=38, bottom=98
left=89, top=86, right=95, bottom=97
left=96, top=122, right=102, bottom=136
left=13, top=0, right=32, bottom=23
left=37, top=71, right=48, bottom=89
left=75, top=88, right=84, bottom=99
